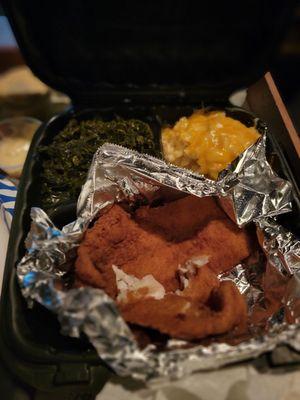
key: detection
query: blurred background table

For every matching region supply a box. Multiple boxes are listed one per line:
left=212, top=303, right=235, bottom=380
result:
left=0, top=4, right=299, bottom=132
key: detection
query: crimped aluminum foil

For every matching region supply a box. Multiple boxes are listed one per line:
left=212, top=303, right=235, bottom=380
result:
left=78, top=134, right=292, bottom=226
left=17, top=136, right=300, bottom=381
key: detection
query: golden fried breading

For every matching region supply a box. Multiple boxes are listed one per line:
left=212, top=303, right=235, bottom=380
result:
left=178, top=218, right=252, bottom=274
left=135, top=196, right=226, bottom=241
left=119, top=281, right=247, bottom=340
left=74, top=239, right=118, bottom=297
left=76, top=202, right=252, bottom=297
left=75, top=205, right=181, bottom=294
left=177, top=264, right=220, bottom=302
left=75, top=197, right=251, bottom=341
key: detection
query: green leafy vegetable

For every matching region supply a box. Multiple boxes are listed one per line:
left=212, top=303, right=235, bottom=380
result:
left=40, top=118, right=159, bottom=210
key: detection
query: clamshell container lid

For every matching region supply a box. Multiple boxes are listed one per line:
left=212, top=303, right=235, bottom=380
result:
left=3, top=0, right=294, bottom=103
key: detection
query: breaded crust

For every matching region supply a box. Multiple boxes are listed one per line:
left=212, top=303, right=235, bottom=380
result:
left=75, top=196, right=251, bottom=341
left=134, top=196, right=227, bottom=241
left=75, top=202, right=252, bottom=294
left=119, top=281, right=247, bottom=340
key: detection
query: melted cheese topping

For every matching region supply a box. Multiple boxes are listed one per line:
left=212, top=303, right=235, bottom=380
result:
left=162, top=111, right=260, bottom=180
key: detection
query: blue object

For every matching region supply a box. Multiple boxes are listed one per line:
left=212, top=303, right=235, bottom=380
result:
left=23, top=271, right=37, bottom=288
left=47, top=227, right=62, bottom=238
left=0, top=174, right=17, bottom=217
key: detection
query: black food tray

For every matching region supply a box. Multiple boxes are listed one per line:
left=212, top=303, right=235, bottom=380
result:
left=1, top=103, right=300, bottom=399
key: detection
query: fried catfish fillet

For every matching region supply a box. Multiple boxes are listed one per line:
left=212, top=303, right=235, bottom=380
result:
left=119, top=281, right=247, bottom=340
left=134, top=196, right=227, bottom=241
left=75, top=205, right=182, bottom=295
left=75, top=198, right=251, bottom=340
left=178, top=218, right=252, bottom=274
left=176, top=264, right=220, bottom=303
left=75, top=201, right=252, bottom=297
